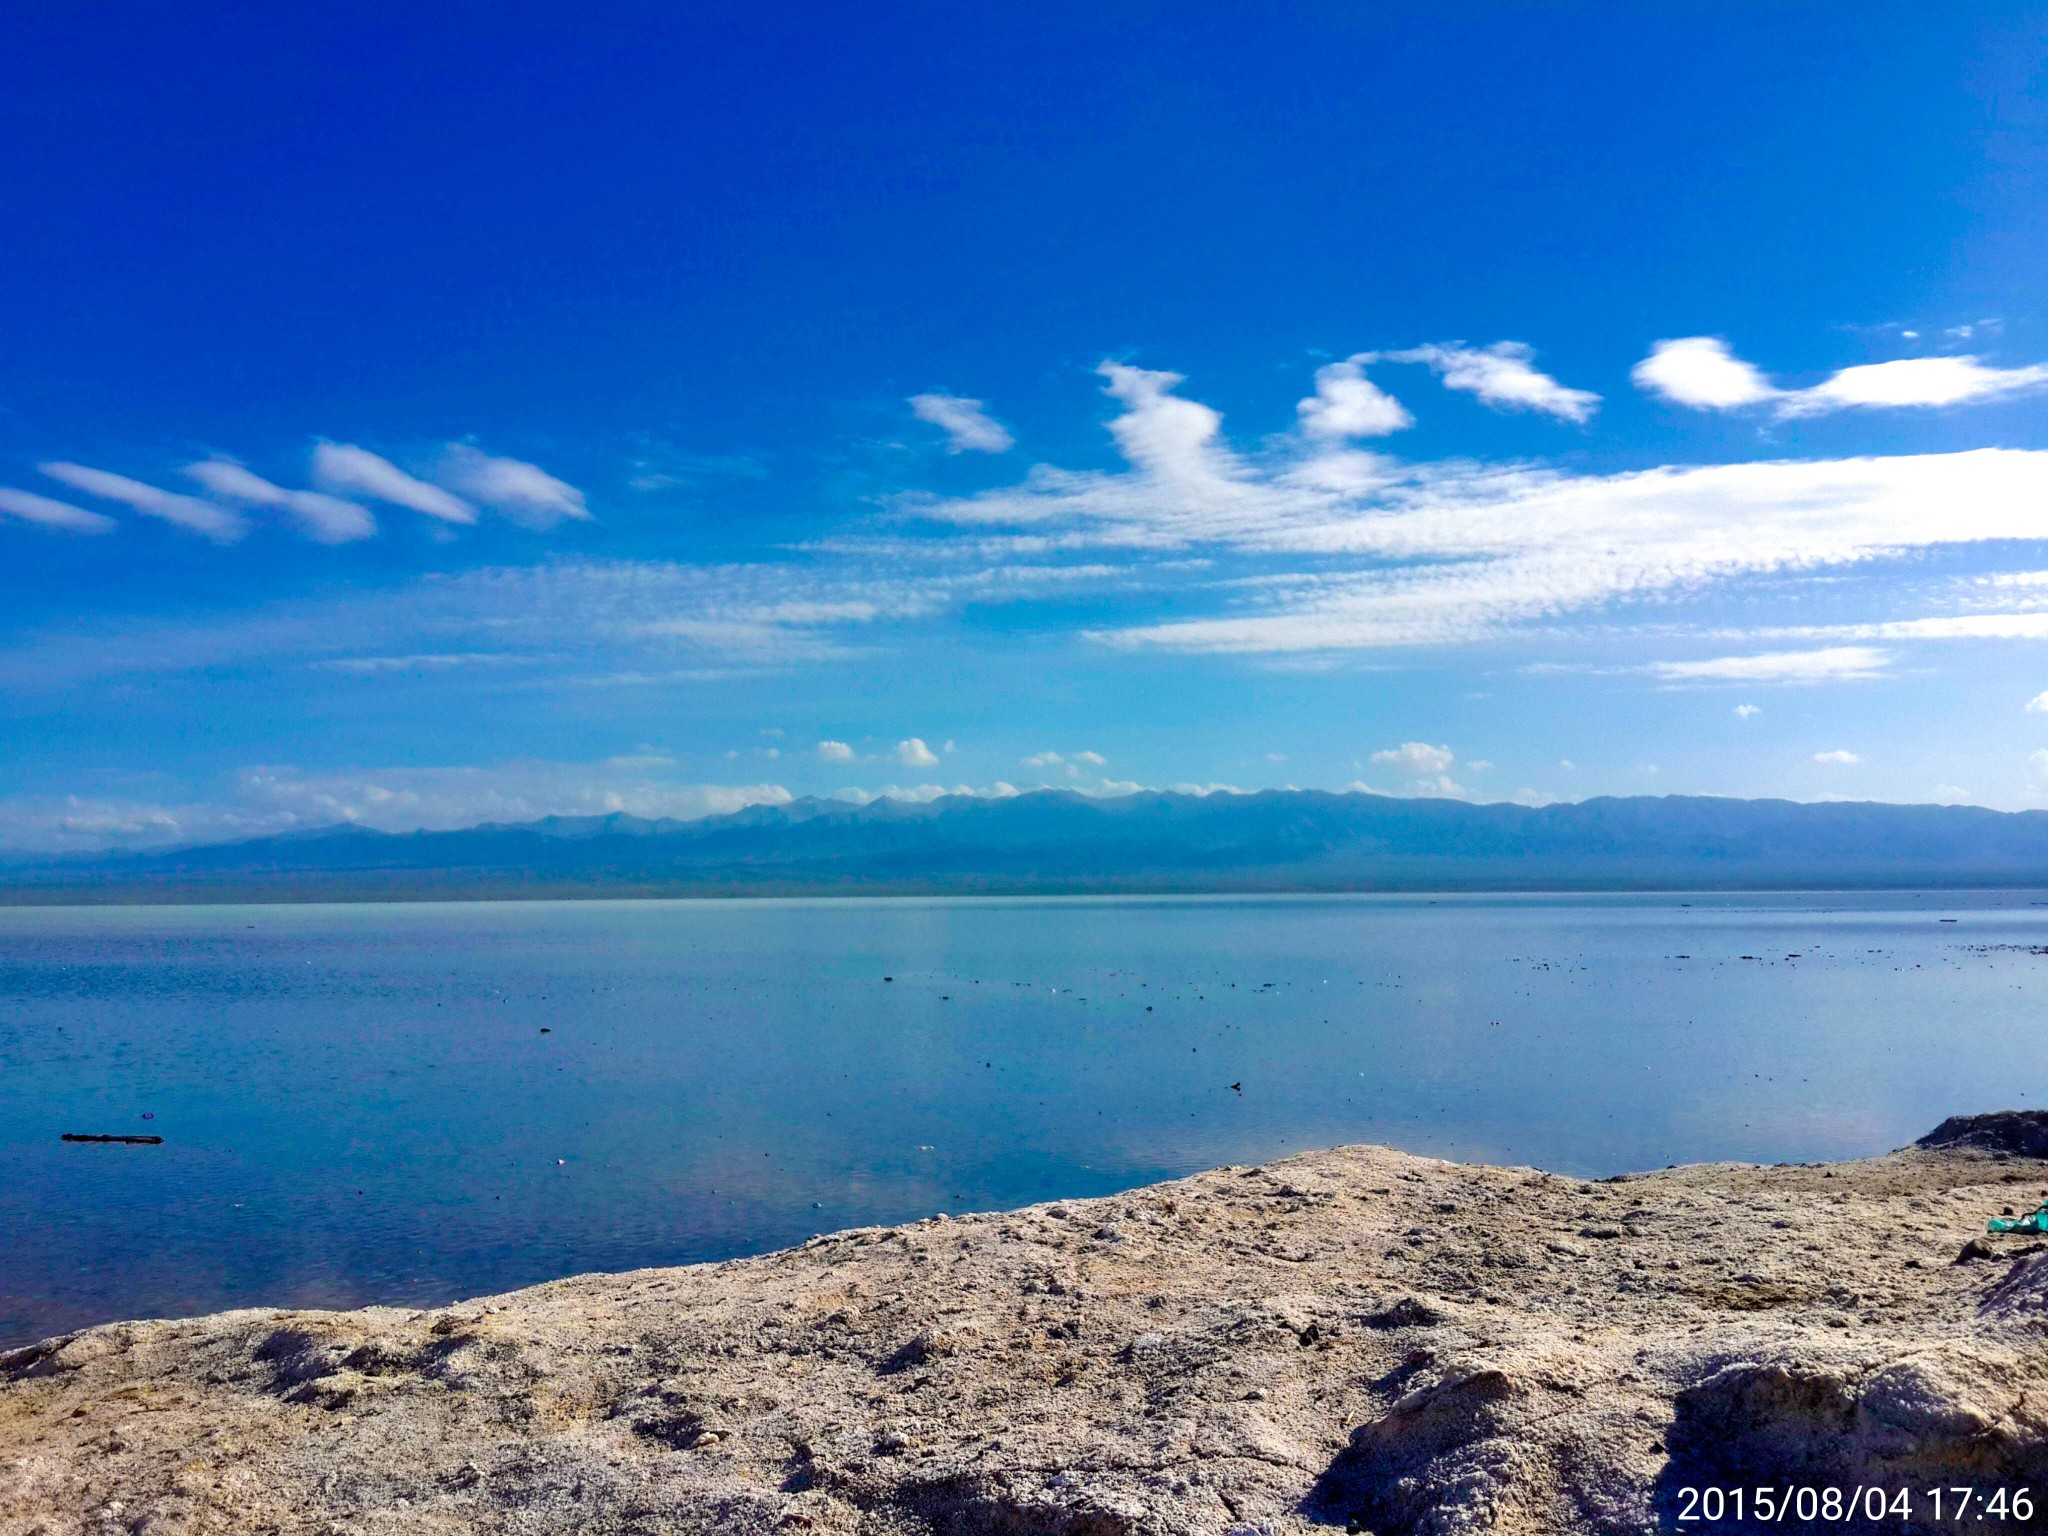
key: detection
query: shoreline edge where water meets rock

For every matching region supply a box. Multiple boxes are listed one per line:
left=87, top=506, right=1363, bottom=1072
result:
left=8, top=1113, right=2048, bottom=1534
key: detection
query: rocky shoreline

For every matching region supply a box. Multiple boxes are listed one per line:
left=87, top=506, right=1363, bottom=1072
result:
left=7, top=1114, right=2048, bottom=1534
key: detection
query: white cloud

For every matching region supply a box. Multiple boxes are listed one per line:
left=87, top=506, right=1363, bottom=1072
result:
left=1647, top=647, right=1891, bottom=683
left=1931, top=785, right=1971, bottom=803
left=910, top=393, right=1015, bottom=454
left=835, top=783, right=960, bottom=805
left=1370, top=741, right=1454, bottom=774
left=895, top=737, right=941, bottom=768
left=40, top=462, right=245, bottom=542
left=920, top=365, right=2048, bottom=655
left=0, top=794, right=284, bottom=854
left=1813, top=750, right=1862, bottom=765
left=816, top=739, right=855, bottom=763
left=0, top=487, right=117, bottom=534
left=1021, top=748, right=1107, bottom=779
left=233, top=765, right=791, bottom=832
left=312, top=443, right=476, bottom=524
left=1632, top=336, right=2048, bottom=418
left=0, top=766, right=797, bottom=853
left=1380, top=342, right=1600, bottom=423
left=1296, top=358, right=1412, bottom=439
left=836, top=777, right=1219, bottom=803
left=436, top=444, right=592, bottom=529
left=1365, top=741, right=1461, bottom=796
left=1734, top=703, right=1761, bottom=718
left=1632, top=336, right=1778, bottom=409
left=182, top=460, right=377, bottom=543
left=2034, top=749, right=2048, bottom=778
left=1778, top=356, right=2048, bottom=417
left=2028, top=692, right=2048, bottom=715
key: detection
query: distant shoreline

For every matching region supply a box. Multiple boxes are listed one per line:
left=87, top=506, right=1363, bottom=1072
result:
left=8, top=875, right=2048, bottom=907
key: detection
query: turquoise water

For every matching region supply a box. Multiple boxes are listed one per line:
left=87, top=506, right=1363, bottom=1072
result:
left=4, top=891, right=2046, bottom=1347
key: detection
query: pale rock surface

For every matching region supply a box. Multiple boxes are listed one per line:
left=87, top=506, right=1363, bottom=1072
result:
left=7, top=1114, right=2048, bottom=1534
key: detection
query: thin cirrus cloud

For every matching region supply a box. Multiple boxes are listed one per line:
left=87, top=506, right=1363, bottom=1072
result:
left=909, top=393, right=1016, bottom=454
left=1633, top=336, right=2048, bottom=417
left=915, top=360, right=2048, bottom=655
left=0, top=487, right=117, bottom=534
left=39, top=461, right=246, bottom=542
left=1645, top=647, right=1892, bottom=684
left=312, top=443, right=477, bottom=524
left=0, top=554, right=1141, bottom=695
left=182, top=460, right=377, bottom=544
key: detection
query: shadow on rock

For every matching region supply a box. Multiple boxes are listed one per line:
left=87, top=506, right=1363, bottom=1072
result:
left=878, top=1473, right=1136, bottom=1536
left=1302, top=1367, right=1522, bottom=1534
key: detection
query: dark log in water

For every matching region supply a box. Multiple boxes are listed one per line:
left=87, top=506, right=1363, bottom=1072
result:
left=60, top=1133, right=163, bottom=1145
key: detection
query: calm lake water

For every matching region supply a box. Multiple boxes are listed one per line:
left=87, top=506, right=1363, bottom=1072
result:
left=4, top=891, right=2046, bottom=1347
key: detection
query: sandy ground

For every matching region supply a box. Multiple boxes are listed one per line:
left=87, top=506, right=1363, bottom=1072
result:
left=7, top=1113, right=2048, bottom=1535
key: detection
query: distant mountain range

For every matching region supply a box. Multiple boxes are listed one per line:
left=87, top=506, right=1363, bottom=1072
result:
left=6, top=789, right=2048, bottom=902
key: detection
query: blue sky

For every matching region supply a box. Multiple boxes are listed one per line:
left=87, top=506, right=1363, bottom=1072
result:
left=4, top=3, right=2048, bottom=850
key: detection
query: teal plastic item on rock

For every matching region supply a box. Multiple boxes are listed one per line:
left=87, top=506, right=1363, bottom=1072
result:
left=1988, top=1203, right=2048, bottom=1235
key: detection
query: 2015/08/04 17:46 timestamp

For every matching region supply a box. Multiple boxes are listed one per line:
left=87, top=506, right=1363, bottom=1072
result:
left=1673, top=1485, right=2035, bottom=1525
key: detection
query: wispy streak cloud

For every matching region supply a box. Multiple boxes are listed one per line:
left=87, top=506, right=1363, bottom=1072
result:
left=313, top=443, right=476, bottom=524
left=437, top=445, right=591, bottom=528
left=0, top=488, right=117, bottom=534
left=40, top=462, right=245, bottom=541
left=183, top=460, right=376, bottom=543
left=910, top=393, right=1015, bottom=453
left=1646, top=647, right=1892, bottom=683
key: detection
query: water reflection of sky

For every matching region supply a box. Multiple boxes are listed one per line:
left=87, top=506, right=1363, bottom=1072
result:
left=4, top=891, right=2044, bottom=1345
